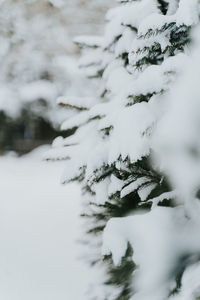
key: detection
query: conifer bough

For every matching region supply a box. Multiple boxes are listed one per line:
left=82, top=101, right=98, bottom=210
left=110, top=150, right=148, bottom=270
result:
left=47, top=0, right=200, bottom=299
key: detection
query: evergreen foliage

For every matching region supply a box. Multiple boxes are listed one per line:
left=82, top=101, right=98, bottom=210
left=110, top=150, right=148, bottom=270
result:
left=48, top=0, right=200, bottom=299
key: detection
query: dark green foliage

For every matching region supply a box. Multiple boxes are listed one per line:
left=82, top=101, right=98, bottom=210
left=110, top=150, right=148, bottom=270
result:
left=169, top=25, right=191, bottom=50
left=0, top=110, right=62, bottom=154
left=135, top=42, right=164, bottom=69
left=121, top=52, right=129, bottom=67
left=80, top=153, right=173, bottom=298
left=133, top=23, right=191, bottom=70
left=68, top=2, right=194, bottom=299
left=127, top=93, right=156, bottom=105
left=82, top=183, right=142, bottom=298
left=157, top=0, right=169, bottom=15
left=0, top=102, right=69, bottom=152
left=169, top=252, right=200, bottom=297
left=105, top=245, right=135, bottom=300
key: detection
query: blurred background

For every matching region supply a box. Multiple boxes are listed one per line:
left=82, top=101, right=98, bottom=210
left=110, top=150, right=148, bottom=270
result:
left=0, top=1, right=113, bottom=300
left=0, top=0, right=112, bottom=155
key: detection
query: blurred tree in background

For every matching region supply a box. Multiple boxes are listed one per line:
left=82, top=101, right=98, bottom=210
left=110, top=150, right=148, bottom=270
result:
left=0, top=0, right=112, bottom=154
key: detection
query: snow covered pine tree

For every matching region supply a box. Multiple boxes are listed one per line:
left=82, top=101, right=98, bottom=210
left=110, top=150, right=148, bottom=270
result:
left=47, top=0, right=200, bottom=299
left=0, top=0, right=111, bottom=152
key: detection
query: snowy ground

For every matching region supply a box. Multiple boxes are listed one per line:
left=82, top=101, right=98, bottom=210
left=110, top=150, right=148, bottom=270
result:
left=0, top=147, right=92, bottom=300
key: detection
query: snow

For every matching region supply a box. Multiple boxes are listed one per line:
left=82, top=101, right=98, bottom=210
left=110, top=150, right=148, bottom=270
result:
left=74, top=35, right=103, bottom=48
left=103, top=24, right=200, bottom=300
left=115, top=28, right=136, bottom=57
left=153, top=26, right=200, bottom=203
left=138, top=13, right=174, bottom=35
left=47, top=1, right=200, bottom=299
left=176, top=0, right=199, bottom=26
left=19, top=80, right=57, bottom=104
left=0, top=86, right=20, bottom=117
left=167, top=0, right=179, bottom=15
left=120, top=177, right=151, bottom=198
left=0, top=0, right=111, bottom=124
left=146, top=190, right=177, bottom=208
left=92, top=178, right=110, bottom=205
left=0, top=147, right=94, bottom=300
left=138, top=0, right=199, bottom=35
left=137, top=182, right=156, bottom=201
left=102, top=206, right=200, bottom=300
left=171, top=263, right=200, bottom=300
left=104, top=62, right=133, bottom=97
left=106, top=0, right=158, bottom=33
left=61, top=110, right=90, bottom=130
left=128, top=54, right=188, bottom=97
left=107, top=102, right=155, bottom=163
left=48, top=0, right=65, bottom=8
left=108, top=175, right=124, bottom=196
